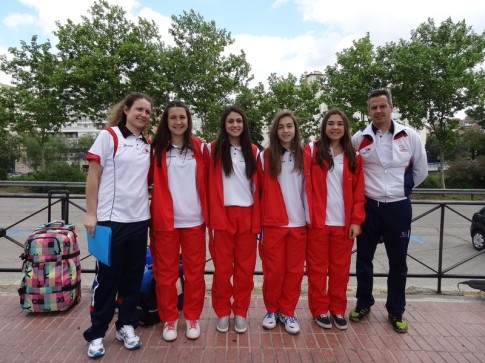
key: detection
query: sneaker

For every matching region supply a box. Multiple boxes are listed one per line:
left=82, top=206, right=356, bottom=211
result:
left=186, top=319, right=201, bottom=339
left=234, top=315, right=247, bottom=333
left=315, top=313, right=332, bottom=329
left=216, top=316, right=230, bottom=333
left=389, top=314, right=408, bottom=333
left=116, top=325, right=141, bottom=350
left=279, top=314, right=300, bottom=334
left=331, top=314, right=348, bottom=330
left=87, top=338, right=105, bottom=359
left=349, top=306, right=371, bottom=322
left=262, top=312, right=278, bottom=330
left=162, top=320, right=178, bottom=341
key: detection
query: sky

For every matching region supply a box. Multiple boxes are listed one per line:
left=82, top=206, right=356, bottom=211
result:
left=1, top=0, right=485, bottom=87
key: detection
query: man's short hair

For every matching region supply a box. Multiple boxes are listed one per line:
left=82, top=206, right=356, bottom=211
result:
left=367, top=88, right=392, bottom=107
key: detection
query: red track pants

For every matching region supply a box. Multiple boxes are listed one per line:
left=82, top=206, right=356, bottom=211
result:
left=150, top=224, right=206, bottom=322
left=259, top=226, right=307, bottom=316
left=307, top=225, right=354, bottom=316
left=209, top=206, right=257, bottom=318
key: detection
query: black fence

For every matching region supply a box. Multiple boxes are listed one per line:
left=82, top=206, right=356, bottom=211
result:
left=1, top=181, right=485, bottom=294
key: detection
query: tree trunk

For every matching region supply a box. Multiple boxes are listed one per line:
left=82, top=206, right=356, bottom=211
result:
left=439, top=148, right=446, bottom=189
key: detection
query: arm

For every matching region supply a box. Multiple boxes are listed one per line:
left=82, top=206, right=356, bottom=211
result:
left=350, top=155, right=366, bottom=238
left=411, top=131, right=428, bottom=188
left=84, top=161, right=102, bottom=237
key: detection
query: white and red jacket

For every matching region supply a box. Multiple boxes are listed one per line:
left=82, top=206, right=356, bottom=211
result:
left=208, top=142, right=261, bottom=234
left=149, top=136, right=209, bottom=231
left=352, top=121, right=428, bottom=202
left=260, top=148, right=312, bottom=227
left=304, top=141, right=365, bottom=231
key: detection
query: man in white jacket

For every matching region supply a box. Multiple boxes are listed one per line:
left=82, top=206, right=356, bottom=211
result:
left=349, top=88, right=428, bottom=333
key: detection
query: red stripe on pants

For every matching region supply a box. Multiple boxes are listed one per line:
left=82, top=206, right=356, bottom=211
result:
left=210, top=206, right=256, bottom=317
left=150, top=224, right=206, bottom=322
left=307, top=225, right=353, bottom=316
left=259, top=226, right=307, bottom=316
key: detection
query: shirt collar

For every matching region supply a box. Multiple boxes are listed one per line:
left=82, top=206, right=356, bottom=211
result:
left=118, top=122, right=148, bottom=144
left=372, top=120, right=394, bottom=135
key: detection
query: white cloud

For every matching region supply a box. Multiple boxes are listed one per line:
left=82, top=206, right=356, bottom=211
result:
left=3, top=13, right=36, bottom=30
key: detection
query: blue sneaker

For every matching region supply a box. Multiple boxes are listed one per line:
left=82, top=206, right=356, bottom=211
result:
left=262, top=311, right=278, bottom=329
left=279, top=314, right=300, bottom=334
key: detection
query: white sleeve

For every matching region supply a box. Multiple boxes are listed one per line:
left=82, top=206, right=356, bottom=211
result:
left=88, top=129, right=113, bottom=168
left=410, top=129, right=428, bottom=188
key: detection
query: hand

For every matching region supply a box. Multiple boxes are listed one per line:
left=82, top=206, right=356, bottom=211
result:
left=84, top=214, right=97, bottom=237
left=348, top=224, right=361, bottom=240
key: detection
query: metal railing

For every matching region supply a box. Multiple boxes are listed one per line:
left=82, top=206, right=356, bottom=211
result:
left=1, top=181, right=485, bottom=293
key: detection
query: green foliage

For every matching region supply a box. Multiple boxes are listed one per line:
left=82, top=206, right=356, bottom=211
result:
left=30, top=161, right=86, bottom=193
left=166, top=10, right=252, bottom=141
left=419, top=172, right=441, bottom=188
left=0, top=36, right=69, bottom=170
left=21, top=134, right=71, bottom=170
left=54, top=0, right=169, bottom=118
left=321, top=34, right=388, bottom=131
left=445, top=156, right=485, bottom=188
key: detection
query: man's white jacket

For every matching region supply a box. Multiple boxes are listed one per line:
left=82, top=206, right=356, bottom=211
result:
left=352, top=120, right=428, bottom=203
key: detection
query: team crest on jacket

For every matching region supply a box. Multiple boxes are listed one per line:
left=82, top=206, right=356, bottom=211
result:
left=398, top=144, right=408, bottom=153
left=360, top=146, right=372, bottom=155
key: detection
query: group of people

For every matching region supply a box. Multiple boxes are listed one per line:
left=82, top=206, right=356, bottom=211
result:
left=82, top=88, right=428, bottom=358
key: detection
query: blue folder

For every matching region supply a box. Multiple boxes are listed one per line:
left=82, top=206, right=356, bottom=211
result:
left=87, top=225, right=112, bottom=266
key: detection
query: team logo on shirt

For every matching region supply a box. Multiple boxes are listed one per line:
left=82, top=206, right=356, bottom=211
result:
left=398, top=144, right=408, bottom=152
left=359, top=146, right=372, bottom=155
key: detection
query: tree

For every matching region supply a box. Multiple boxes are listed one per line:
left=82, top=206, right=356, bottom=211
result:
left=321, top=34, right=388, bottom=131
left=0, top=36, right=69, bottom=170
left=165, top=10, right=252, bottom=140
left=265, top=73, right=324, bottom=141
left=54, top=0, right=170, bottom=119
left=383, top=18, right=485, bottom=188
left=234, top=83, right=270, bottom=148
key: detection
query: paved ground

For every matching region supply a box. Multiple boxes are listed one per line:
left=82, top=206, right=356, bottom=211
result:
left=1, top=290, right=485, bottom=363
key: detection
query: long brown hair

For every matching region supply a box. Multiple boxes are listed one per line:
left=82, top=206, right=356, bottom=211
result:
left=151, top=100, right=194, bottom=167
left=106, top=92, right=153, bottom=127
left=267, top=110, right=303, bottom=178
left=213, top=105, right=255, bottom=179
left=315, top=108, right=356, bottom=172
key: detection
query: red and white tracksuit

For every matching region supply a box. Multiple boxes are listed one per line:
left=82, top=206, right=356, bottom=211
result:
left=305, top=142, right=365, bottom=316
left=149, top=137, right=209, bottom=322
left=208, top=143, right=261, bottom=318
left=259, top=149, right=310, bottom=316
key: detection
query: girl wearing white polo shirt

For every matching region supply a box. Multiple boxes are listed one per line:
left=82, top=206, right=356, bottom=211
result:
left=259, top=110, right=310, bottom=335
left=305, top=108, right=365, bottom=331
left=208, top=105, right=261, bottom=334
left=83, top=92, right=153, bottom=358
left=149, top=101, right=208, bottom=342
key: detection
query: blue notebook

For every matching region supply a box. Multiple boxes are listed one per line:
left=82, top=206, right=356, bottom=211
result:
left=87, top=225, right=112, bottom=266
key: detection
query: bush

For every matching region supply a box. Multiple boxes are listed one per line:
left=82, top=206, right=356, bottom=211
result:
left=30, top=162, right=86, bottom=193
left=418, top=172, right=441, bottom=188
left=445, top=157, right=485, bottom=189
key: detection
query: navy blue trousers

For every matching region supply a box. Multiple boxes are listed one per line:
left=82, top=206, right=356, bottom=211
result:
left=355, top=198, right=411, bottom=315
left=83, top=220, right=148, bottom=342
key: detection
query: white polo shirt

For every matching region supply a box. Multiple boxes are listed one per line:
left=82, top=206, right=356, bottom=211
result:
left=223, top=145, right=253, bottom=207
left=87, top=123, right=150, bottom=222
left=325, top=151, right=345, bottom=226
left=277, top=150, right=307, bottom=227
left=166, top=146, right=203, bottom=228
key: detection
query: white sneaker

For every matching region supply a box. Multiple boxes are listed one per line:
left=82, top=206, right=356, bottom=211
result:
left=186, top=319, right=201, bottom=339
left=262, top=312, right=277, bottom=329
left=162, top=320, right=178, bottom=341
left=234, top=315, right=247, bottom=333
left=116, top=325, right=141, bottom=350
left=279, top=314, right=300, bottom=335
left=87, top=338, right=105, bottom=358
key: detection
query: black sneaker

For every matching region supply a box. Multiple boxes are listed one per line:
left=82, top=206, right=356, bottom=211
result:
left=348, top=306, right=370, bottom=322
left=315, top=313, right=332, bottom=329
left=389, top=314, right=408, bottom=333
left=331, top=314, right=348, bottom=330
